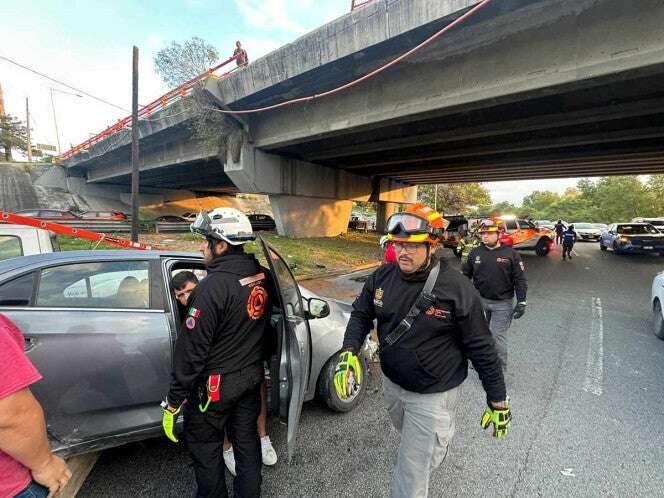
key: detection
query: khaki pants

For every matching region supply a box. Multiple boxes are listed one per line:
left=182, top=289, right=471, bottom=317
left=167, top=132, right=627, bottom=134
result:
left=383, top=375, right=460, bottom=498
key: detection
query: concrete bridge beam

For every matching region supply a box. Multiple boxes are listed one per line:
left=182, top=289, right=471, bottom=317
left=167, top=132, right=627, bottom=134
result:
left=226, top=142, right=415, bottom=237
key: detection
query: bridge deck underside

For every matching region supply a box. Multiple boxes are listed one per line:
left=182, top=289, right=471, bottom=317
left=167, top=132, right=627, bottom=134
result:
left=272, top=69, right=664, bottom=184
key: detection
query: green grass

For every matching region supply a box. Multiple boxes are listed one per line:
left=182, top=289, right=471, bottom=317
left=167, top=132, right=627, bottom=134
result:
left=56, top=231, right=383, bottom=277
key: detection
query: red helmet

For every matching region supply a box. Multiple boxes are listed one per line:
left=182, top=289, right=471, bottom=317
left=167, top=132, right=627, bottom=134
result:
left=386, top=204, right=448, bottom=245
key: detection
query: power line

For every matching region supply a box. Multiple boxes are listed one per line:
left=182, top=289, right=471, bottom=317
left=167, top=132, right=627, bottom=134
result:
left=0, top=54, right=130, bottom=112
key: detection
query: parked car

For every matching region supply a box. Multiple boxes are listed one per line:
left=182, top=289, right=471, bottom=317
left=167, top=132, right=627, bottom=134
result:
left=348, top=214, right=369, bottom=231
left=248, top=213, right=277, bottom=231
left=0, top=239, right=364, bottom=458
left=0, top=225, right=57, bottom=262
left=534, top=220, right=554, bottom=229
left=153, top=215, right=188, bottom=223
left=599, top=223, right=664, bottom=255
left=495, top=216, right=554, bottom=256
left=78, top=211, right=127, bottom=221
left=631, top=217, right=664, bottom=233
left=652, top=271, right=664, bottom=339
left=14, top=209, right=80, bottom=220
left=441, top=215, right=468, bottom=256
left=571, top=222, right=601, bottom=241
left=593, top=223, right=608, bottom=231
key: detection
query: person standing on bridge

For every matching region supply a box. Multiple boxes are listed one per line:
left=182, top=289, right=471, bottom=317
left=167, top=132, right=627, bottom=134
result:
left=162, top=210, right=274, bottom=498
left=462, top=220, right=528, bottom=370
left=561, top=224, right=577, bottom=261
left=337, top=204, right=510, bottom=498
left=234, top=41, right=249, bottom=66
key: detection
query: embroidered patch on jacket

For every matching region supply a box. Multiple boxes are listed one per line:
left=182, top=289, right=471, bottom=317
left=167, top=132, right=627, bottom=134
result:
left=373, top=287, right=384, bottom=307
left=187, top=307, right=200, bottom=318
left=185, top=316, right=196, bottom=330
left=247, top=285, right=268, bottom=320
left=425, top=306, right=451, bottom=320
left=496, top=257, right=510, bottom=264
left=239, top=273, right=265, bottom=287
left=519, top=261, right=525, bottom=271
left=474, top=256, right=481, bottom=264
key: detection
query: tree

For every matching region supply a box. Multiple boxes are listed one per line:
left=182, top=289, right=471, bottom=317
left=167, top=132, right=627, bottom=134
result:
left=153, top=37, right=220, bottom=88
left=0, top=114, right=29, bottom=161
left=417, top=183, right=492, bottom=214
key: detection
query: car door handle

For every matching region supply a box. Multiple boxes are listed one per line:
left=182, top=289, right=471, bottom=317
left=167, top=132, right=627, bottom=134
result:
left=24, top=337, right=38, bottom=353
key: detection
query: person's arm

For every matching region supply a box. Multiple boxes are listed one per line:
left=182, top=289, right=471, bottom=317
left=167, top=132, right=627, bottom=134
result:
left=461, top=248, right=475, bottom=278
left=0, top=388, right=71, bottom=496
left=511, top=251, right=528, bottom=303
left=341, top=275, right=377, bottom=354
left=167, top=285, right=220, bottom=407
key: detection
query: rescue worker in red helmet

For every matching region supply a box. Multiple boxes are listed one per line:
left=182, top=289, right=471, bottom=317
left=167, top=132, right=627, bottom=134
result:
left=337, top=204, right=510, bottom=498
left=462, top=219, right=528, bottom=370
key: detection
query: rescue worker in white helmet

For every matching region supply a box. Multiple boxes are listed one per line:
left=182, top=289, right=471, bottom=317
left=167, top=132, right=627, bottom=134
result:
left=162, top=209, right=275, bottom=498
left=337, top=204, right=510, bottom=498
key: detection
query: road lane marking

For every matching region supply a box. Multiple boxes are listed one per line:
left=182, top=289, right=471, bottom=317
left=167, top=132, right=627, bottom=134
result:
left=583, top=296, right=604, bottom=396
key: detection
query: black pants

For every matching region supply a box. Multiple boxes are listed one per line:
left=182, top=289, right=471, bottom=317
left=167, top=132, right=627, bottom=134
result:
left=562, top=243, right=573, bottom=259
left=184, top=364, right=263, bottom=498
left=556, top=233, right=564, bottom=244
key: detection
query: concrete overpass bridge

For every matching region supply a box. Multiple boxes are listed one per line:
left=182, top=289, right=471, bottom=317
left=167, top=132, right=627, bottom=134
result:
left=59, top=0, right=664, bottom=236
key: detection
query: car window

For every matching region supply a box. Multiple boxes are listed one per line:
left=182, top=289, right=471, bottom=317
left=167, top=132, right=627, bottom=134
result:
left=0, top=273, right=36, bottom=306
left=267, top=248, right=303, bottom=318
left=37, top=261, right=150, bottom=308
left=617, top=224, right=659, bottom=235
left=504, top=220, right=518, bottom=230
left=42, top=211, right=63, bottom=217
left=18, top=210, right=39, bottom=217
left=518, top=220, right=535, bottom=228
left=0, top=236, right=23, bottom=261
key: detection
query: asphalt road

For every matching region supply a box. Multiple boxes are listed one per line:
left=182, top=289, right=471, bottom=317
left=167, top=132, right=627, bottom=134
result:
left=79, top=242, right=664, bottom=497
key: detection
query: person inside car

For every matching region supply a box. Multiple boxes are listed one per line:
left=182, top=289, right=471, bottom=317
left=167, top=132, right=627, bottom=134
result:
left=0, top=314, right=72, bottom=498
left=168, top=270, right=277, bottom=476
left=163, top=210, right=275, bottom=497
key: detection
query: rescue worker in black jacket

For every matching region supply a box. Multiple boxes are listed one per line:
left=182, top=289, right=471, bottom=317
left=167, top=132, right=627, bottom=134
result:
left=462, top=219, right=528, bottom=370
left=162, top=210, right=272, bottom=498
left=337, top=204, right=510, bottom=498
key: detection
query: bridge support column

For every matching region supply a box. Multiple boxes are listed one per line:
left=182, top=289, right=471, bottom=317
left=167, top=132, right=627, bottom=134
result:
left=269, top=195, right=353, bottom=238
left=376, top=201, right=400, bottom=233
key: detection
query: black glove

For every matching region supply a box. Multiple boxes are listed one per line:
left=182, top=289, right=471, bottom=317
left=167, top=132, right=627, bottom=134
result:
left=513, top=302, right=526, bottom=319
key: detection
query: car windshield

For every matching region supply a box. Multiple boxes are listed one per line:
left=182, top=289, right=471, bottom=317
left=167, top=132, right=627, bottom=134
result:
left=617, top=224, right=659, bottom=235
left=574, top=223, right=593, bottom=229
left=647, top=220, right=664, bottom=227
left=592, top=224, right=607, bottom=229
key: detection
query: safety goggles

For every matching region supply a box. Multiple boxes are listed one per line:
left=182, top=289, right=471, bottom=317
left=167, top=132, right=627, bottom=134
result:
left=386, top=213, right=430, bottom=235
left=190, top=211, right=212, bottom=238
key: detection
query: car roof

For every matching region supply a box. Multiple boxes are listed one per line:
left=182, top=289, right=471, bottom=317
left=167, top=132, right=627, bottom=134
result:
left=0, top=250, right=202, bottom=273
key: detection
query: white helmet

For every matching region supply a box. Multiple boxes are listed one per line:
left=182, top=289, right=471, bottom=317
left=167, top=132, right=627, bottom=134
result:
left=190, top=208, right=255, bottom=245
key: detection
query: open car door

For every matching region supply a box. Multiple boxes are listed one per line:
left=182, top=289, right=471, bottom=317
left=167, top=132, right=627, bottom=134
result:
left=258, top=236, right=312, bottom=461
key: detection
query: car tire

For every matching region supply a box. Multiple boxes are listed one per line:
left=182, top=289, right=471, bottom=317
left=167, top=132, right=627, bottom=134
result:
left=317, top=352, right=367, bottom=412
left=599, top=241, right=607, bottom=251
left=535, top=239, right=550, bottom=256
left=654, top=300, right=664, bottom=340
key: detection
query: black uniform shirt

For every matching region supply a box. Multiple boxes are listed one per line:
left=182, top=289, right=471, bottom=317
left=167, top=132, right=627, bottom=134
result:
left=462, top=244, right=527, bottom=302
left=343, top=258, right=506, bottom=401
left=167, top=252, right=273, bottom=406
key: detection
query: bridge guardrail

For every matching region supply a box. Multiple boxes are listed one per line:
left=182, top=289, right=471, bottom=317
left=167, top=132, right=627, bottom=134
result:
left=53, top=220, right=133, bottom=232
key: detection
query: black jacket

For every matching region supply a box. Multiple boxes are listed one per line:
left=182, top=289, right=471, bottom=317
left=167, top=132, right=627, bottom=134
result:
left=462, top=244, right=527, bottom=302
left=167, top=253, right=273, bottom=406
left=342, top=258, right=506, bottom=401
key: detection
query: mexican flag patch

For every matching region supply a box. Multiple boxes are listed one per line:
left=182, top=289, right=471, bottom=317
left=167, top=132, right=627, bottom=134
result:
left=187, top=307, right=200, bottom=318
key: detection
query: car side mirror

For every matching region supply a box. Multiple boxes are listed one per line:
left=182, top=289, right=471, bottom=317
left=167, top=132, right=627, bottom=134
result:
left=305, top=297, right=330, bottom=320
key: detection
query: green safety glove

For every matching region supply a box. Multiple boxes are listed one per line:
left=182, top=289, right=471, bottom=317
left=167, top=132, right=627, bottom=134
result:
left=481, top=399, right=511, bottom=438
left=334, top=350, right=362, bottom=399
left=161, top=402, right=181, bottom=443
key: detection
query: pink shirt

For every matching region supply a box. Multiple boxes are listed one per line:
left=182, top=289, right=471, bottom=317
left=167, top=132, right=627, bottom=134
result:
left=0, top=314, right=42, bottom=498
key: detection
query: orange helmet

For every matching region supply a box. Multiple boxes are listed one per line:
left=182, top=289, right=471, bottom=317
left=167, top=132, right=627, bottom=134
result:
left=386, top=203, right=448, bottom=245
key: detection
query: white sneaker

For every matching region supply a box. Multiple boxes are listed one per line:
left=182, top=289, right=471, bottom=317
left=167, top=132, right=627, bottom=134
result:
left=223, top=446, right=236, bottom=476
left=261, top=436, right=278, bottom=466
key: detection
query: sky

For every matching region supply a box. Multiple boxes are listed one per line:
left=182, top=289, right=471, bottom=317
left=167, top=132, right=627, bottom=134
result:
left=1, top=0, right=581, bottom=205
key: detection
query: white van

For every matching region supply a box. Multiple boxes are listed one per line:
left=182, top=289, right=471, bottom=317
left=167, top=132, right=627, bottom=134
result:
left=0, top=224, right=57, bottom=261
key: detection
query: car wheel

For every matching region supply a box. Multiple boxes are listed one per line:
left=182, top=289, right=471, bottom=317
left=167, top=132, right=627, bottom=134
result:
left=654, top=300, right=664, bottom=340
left=535, top=239, right=550, bottom=256
left=599, top=241, right=607, bottom=251
left=612, top=242, right=622, bottom=255
left=317, top=352, right=367, bottom=412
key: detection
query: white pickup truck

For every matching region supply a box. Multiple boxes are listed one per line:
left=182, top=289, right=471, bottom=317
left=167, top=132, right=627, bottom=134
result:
left=0, top=224, right=58, bottom=261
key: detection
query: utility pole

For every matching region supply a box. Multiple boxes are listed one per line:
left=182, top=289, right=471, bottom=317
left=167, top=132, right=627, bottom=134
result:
left=0, top=82, right=5, bottom=115
left=130, top=46, right=140, bottom=242
left=49, top=88, right=61, bottom=154
left=25, top=97, right=32, bottom=162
